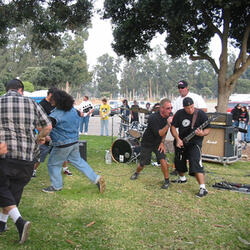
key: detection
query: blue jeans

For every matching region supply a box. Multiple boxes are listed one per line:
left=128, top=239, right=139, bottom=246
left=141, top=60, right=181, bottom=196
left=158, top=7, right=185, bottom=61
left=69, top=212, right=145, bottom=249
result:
left=247, top=124, right=250, bottom=142
left=101, top=119, right=109, bottom=136
left=79, top=115, right=90, bottom=133
left=239, top=121, right=247, bottom=141
left=39, top=144, right=51, bottom=162
left=47, top=143, right=100, bottom=190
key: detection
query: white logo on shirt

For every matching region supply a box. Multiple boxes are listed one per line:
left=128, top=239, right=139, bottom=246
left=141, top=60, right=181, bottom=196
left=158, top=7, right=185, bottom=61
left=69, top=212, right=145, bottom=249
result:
left=182, top=119, right=190, bottom=127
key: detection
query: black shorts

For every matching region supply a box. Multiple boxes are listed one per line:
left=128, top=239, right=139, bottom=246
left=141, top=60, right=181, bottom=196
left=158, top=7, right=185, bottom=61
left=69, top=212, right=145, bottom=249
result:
left=139, top=145, right=166, bottom=166
left=0, top=158, right=33, bottom=207
left=174, top=143, right=204, bottom=176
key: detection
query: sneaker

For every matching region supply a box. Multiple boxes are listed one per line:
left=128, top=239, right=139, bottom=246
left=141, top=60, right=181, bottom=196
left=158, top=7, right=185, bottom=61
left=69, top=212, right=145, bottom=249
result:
left=171, top=179, right=187, bottom=184
left=42, top=186, right=61, bottom=193
left=170, top=169, right=178, bottom=176
left=32, top=170, right=36, bottom=178
left=130, top=172, right=139, bottom=180
left=196, top=188, right=208, bottom=198
left=84, top=132, right=88, bottom=135
left=15, top=217, right=31, bottom=244
left=63, top=169, right=72, bottom=176
left=161, top=181, right=170, bottom=189
left=96, top=176, right=105, bottom=193
left=0, top=221, right=7, bottom=233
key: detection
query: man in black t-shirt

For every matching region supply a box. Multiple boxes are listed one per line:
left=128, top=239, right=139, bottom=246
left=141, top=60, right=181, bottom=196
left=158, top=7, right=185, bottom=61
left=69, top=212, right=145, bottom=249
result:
left=130, top=98, right=173, bottom=189
left=130, top=100, right=139, bottom=123
left=171, top=97, right=210, bottom=198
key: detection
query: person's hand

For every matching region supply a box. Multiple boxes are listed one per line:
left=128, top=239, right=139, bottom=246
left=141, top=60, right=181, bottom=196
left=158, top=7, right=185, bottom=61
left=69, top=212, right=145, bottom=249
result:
left=195, top=128, right=204, bottom=137
left=158, top=142, right=166, bottom=154
left=45, top=136, right=51, bottom=142
left=37, top=137, right=46, bottom=145
left=176, top=138, right=183, bottom=148
left=0, top=142, right=7, bottom=155
left=167, top=116, right=173, bottom=125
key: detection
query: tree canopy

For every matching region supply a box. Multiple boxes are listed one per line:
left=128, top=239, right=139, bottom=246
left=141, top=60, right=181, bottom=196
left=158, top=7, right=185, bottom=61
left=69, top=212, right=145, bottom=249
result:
left=104, top=0, right=250, bottom=111
left=0, top=0, right=93, bottom=50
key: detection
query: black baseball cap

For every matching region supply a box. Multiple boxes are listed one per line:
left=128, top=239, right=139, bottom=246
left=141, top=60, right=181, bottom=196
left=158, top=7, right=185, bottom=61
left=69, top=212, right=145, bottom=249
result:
left=5, top=79, right=24, bottom=91
left=178, top=80, right=188, bottom=89
left=183, top=97, right=194, bottom=107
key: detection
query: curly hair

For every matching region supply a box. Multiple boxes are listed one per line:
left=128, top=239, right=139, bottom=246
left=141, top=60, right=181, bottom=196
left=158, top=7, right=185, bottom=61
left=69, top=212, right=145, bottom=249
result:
left=52, top=90, right=74, bottom=111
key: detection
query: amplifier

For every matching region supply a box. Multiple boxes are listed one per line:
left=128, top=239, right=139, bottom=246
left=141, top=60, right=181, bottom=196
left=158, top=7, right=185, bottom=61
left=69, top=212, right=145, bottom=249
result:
left=202, top=125, right=234, bottom=157
left=202, top=125, right=241, bottom=164
left=207, top=112, right=232, bottom=126
left=79, top=140, right=87, bottom=161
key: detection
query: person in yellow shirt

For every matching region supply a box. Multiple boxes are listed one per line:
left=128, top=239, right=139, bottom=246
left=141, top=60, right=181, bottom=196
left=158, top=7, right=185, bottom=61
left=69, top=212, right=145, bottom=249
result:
left=99, top=98, right=111, bottom=136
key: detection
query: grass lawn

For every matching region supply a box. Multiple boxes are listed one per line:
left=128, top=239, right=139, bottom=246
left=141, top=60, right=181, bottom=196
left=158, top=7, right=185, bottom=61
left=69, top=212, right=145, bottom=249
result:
left=0, top=135, right=249, bottom=249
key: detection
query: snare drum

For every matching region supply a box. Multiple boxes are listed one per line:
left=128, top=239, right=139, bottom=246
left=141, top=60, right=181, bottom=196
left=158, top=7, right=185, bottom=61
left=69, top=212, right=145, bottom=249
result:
left=128, top=121, right=141, bottom=138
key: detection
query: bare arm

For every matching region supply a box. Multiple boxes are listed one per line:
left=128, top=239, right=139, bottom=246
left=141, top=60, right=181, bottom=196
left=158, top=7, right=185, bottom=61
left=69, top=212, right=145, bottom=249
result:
left=170, top=125, right=183, bottom=148
left=37, top=124, right=52, bottom=144
left=0, top=142, right=7, bottom=155
left=158, top=116, right=173, bottom=137
left=195, top=128, right=210, bottom=137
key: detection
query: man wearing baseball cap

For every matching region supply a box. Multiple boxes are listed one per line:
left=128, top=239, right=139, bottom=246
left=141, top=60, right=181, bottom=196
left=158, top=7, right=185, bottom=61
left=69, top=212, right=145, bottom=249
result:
left=170, top=97, right=210, bottom=197
left=172, top=80, right=207, bottom=113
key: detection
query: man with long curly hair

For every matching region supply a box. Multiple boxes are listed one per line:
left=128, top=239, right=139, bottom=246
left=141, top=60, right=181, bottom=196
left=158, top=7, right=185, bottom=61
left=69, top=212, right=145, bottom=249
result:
left=42, top=90, right=105, bottom=193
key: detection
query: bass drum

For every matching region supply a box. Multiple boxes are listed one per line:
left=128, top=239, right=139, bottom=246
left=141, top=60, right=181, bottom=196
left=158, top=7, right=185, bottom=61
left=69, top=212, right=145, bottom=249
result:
left=111, top=138, right=140, bottom=163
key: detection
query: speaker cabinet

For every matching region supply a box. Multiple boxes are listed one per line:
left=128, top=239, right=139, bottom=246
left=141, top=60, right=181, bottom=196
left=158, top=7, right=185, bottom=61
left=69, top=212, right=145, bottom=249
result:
left=79, top=140, right=87, bottom=161
left=202, top=126, right=235, bottom=157
left=206, top=112, right=232, bottom=126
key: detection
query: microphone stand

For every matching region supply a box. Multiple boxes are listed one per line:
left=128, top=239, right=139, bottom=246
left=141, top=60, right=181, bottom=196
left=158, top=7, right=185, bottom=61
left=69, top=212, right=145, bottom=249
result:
left=111, top=114, right=114, bottom=144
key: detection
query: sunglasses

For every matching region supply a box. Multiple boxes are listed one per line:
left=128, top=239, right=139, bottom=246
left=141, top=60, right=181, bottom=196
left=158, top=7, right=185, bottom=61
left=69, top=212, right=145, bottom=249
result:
left=166, top=107, right=173, bottom=110
left=178, top=86, right=186, bottom=89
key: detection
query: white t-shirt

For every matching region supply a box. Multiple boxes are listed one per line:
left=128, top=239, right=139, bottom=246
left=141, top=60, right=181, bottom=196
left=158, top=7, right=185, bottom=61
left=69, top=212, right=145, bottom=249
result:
left=172, top=92, right=207, bottom=113
left=77, top=100, right=93, bottom=117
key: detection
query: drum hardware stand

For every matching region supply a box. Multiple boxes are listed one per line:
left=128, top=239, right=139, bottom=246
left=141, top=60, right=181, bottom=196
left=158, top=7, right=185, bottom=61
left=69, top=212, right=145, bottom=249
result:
left=111, top=114, right=114, bottom=144
left=127, top=152, right=140, bottom=164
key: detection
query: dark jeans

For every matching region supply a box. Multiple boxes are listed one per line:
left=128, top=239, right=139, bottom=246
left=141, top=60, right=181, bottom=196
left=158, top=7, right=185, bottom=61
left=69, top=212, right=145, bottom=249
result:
left=0, top=158, right=33, bottom=207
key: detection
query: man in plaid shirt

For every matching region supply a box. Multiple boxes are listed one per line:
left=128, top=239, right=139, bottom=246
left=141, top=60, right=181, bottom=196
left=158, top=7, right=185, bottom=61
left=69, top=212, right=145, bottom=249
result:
left=0, top=79, right=52, bottom=244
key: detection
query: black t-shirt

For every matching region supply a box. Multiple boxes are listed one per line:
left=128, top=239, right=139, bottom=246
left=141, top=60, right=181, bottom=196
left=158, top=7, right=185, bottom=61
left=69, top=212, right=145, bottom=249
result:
left=131, top=104, right=139, bottom=121
left=171, top=109, right=209, bottom=145
left=38, top=98, right=54, bottom=146
left=39, top=98, right=54, bottom=115
left=141, top=111, right=168, bottom=147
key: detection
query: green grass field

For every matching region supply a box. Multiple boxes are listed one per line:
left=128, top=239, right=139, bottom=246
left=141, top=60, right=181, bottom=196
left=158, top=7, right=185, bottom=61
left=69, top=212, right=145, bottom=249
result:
left=0, top=135, right=249, bottom=249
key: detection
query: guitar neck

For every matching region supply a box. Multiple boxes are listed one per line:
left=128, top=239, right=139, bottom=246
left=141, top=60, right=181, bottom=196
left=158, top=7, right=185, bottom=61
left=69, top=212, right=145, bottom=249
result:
left=183, top=120, right=209, bottom=144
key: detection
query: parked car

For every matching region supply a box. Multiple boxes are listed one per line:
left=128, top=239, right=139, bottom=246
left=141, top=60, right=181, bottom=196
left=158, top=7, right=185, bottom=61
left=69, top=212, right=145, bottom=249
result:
left=108, top=100, right=122, bottom=116
left=91, top=104, right=100, bottom=116
left=227, top=101, right=250, bottom=113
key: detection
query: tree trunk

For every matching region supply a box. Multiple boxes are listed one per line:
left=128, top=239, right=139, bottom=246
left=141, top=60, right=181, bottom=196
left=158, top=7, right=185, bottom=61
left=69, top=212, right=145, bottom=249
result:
left=217, top=79, right=231, bottom=112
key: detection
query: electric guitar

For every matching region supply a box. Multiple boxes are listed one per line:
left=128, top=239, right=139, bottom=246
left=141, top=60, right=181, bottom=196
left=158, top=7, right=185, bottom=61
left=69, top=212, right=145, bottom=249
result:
left=175, top=115, right=221, bottom=158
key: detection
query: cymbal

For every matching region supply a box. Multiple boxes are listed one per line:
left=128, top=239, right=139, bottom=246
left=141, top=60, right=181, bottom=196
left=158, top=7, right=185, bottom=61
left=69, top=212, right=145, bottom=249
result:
left=121, top=106, right=150, bottom=113
left=138, top=108, right=150, bottom=114
left=129, top=107, right=139, bottom=112
left=119, top=115, right=129, bottom=123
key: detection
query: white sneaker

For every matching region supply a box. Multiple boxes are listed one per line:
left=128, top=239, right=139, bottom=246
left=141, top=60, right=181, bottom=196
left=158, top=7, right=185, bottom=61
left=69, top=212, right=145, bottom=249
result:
left=84, top=132, right=88, bottom=135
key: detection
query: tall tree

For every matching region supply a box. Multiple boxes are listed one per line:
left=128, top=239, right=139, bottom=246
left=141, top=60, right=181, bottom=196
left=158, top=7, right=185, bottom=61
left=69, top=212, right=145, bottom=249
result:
left=93, top=54, right=121, bottom=98
left=0, top=0, right=93, bottom=50
left=104, top=0, right=250, bottom=111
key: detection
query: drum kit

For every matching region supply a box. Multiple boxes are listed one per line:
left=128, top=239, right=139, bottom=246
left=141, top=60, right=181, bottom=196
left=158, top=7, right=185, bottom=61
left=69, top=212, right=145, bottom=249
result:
left=111, top=106, right=149, bottom=164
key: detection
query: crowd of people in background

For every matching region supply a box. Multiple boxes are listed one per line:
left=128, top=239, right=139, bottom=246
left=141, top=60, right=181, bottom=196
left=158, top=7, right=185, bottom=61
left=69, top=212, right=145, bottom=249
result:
left=231, top=103, right=250, bottom=143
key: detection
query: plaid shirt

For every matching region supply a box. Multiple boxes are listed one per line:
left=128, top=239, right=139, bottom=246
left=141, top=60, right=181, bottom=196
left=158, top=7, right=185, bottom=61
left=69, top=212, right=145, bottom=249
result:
left=0, top=90, right=51, bottom=162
